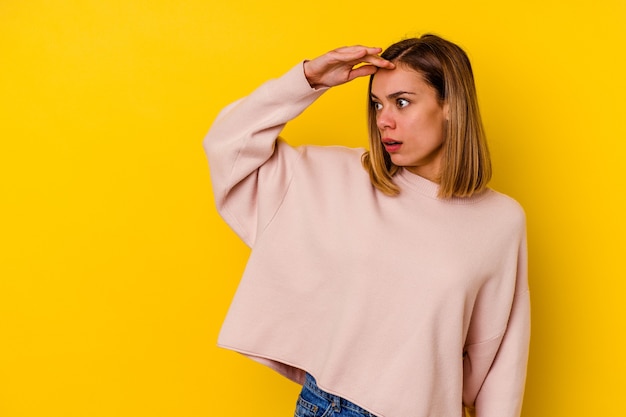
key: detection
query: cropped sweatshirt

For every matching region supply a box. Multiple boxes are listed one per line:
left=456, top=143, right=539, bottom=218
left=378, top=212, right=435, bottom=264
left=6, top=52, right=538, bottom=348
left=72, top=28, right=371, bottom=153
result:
left=203, top=63, right=530, bottom=417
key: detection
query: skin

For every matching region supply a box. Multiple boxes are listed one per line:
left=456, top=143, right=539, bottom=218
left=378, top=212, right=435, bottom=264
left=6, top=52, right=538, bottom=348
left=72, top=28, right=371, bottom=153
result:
left=371, top=66, right=449, bottom=183
left=303, top=46, right=395, bottom=89
left=303, top=46, right=448, bottom=183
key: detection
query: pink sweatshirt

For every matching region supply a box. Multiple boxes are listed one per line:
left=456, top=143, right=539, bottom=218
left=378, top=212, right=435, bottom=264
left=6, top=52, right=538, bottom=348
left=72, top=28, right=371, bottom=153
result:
left=204, top=63, right=530, bottom=417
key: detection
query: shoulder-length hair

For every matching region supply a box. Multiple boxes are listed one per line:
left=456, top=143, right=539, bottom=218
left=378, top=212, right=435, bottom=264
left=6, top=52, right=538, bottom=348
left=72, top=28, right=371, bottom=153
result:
left=361, top=34, right=491, bottom=198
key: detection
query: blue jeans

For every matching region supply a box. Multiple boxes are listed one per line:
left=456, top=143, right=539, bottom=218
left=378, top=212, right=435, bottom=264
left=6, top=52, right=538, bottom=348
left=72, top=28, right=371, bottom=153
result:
left=294, top=373, right=378, bottom=417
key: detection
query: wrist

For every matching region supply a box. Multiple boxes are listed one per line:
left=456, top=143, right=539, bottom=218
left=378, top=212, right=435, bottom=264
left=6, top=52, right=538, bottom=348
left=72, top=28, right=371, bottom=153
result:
left=303, top=60, right=324, bottom=89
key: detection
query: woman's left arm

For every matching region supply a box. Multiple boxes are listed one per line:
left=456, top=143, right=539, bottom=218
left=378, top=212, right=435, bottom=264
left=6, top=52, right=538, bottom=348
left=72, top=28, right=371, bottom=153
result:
left=464, top=232, right=531, bottom=417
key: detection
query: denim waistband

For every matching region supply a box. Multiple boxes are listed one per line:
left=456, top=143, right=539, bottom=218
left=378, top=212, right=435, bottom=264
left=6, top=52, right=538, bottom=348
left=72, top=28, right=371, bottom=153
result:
left=303, top=373, right=377, bottom=417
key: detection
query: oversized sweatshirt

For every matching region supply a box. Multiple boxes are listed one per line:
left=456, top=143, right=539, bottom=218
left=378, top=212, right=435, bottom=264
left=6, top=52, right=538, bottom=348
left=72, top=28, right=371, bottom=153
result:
left=203, top=63, right=530, bottom=417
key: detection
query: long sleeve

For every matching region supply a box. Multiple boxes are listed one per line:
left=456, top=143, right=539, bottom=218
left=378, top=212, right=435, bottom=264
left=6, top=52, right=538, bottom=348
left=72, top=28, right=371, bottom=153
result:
left=463, top=232, right=531, bottom=417
left=203, top=63, right=327, bottom=246
left=205, top=60, right=531, bottom=417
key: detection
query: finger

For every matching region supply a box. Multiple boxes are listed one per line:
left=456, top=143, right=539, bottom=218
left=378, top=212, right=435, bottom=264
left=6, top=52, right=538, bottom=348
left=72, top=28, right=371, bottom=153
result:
left=334, top=45, right=394, bottom=68
left=350, top=54, right=395, bottom=70
left=331, top=46, right=382, bottom=63
left=334, top=45, right=382, bottom=55
left=350, top=55, right=396, bottom=73
left=348, top=64, right=380, bottom=81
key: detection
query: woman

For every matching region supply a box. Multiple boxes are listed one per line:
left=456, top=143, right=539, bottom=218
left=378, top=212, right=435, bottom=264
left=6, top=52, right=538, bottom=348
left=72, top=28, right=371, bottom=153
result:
left=204, top=34, right=530, bottom=417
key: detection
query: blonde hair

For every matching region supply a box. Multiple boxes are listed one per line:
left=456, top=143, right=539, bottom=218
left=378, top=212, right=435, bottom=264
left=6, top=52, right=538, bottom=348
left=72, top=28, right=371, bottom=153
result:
left=362, top=34, right=491, bottom=198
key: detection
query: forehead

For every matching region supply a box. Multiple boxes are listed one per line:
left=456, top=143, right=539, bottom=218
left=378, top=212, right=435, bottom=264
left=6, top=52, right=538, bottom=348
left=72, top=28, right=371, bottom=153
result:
left=371, top=65, right=432, bottom=95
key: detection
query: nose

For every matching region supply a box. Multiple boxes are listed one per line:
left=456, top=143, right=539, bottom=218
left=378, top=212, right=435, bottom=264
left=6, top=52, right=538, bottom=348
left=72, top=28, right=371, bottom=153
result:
left=376, top=107, right=395, bottom=130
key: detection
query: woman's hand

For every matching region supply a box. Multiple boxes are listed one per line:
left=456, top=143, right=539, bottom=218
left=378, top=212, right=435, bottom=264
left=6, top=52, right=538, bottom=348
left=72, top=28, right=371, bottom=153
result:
left=303, top=46, right=395, bottom=89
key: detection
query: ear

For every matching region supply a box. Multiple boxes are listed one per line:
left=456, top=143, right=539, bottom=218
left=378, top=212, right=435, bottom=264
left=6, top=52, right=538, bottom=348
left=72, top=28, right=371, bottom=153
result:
left=442, top=101, right=450, bottom=121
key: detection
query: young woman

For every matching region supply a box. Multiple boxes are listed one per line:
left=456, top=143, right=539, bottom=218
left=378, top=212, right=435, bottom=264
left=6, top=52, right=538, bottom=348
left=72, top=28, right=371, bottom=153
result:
left=204, top=34, right=530, bottom=417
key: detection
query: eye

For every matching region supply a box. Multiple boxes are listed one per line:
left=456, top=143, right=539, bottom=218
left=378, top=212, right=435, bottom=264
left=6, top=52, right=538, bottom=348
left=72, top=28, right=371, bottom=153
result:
left=396, top=98, right=410, bottom=108
left=372, top=101, right=383, bottom=111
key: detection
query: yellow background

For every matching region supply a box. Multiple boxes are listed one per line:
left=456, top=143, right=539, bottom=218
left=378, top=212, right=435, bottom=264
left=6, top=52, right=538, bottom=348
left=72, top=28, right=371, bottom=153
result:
left=1, top=1, right=624, bottom=416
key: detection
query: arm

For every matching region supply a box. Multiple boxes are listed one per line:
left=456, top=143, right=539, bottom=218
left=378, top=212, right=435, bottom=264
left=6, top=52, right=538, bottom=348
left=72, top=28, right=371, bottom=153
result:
left=463, top=232, right=531, bottom=417
left=204, top=63, right=325, bottom=246
left=204, top=47, right=394, bottom=246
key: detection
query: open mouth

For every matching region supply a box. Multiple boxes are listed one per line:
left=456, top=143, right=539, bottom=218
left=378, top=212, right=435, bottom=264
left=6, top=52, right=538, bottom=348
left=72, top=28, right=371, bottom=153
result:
left=382, top=139, right=402, bottom=152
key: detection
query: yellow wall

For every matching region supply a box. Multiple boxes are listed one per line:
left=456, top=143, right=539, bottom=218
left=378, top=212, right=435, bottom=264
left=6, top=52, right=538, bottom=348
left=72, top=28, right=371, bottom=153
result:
left=1, top=1, right=624, bottom=416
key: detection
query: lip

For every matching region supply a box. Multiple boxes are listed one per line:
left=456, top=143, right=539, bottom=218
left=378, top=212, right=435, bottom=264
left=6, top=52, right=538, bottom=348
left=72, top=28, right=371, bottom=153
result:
left=382, top=138, right=403, bottom=153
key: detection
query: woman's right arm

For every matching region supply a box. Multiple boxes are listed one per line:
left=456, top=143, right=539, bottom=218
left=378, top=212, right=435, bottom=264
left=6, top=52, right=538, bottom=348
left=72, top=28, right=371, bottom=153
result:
left=204, top=64, right=326, bottom=246
left=203, top=47, right=394, bottom=247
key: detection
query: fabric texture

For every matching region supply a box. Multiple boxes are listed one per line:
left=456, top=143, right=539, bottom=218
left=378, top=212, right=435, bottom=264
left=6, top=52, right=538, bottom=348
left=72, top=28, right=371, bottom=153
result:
left=204, top=63, right=530, bottom=417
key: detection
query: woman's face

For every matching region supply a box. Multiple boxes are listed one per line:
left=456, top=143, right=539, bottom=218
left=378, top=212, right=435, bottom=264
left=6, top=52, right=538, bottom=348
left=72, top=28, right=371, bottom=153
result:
left=370, top=65, right=448, bottom=183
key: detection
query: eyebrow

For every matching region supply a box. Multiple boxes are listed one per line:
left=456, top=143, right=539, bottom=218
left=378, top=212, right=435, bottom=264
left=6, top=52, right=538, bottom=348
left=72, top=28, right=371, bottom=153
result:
left=370, top=91, right=417, bottom=100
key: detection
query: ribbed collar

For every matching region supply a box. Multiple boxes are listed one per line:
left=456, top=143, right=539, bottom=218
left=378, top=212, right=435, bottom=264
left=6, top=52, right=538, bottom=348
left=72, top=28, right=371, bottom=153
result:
left=395, top=168, right=491, bottom=205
